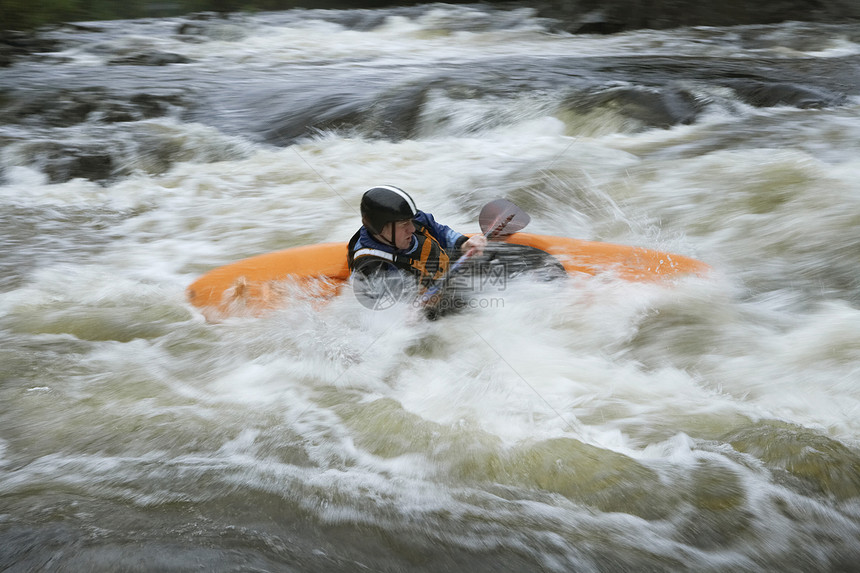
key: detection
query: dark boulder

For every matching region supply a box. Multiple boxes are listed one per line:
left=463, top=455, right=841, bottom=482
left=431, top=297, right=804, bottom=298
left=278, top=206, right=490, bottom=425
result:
left=0, top=88, right=188, bottom=128
left=0, top=30, right=61, bottom=67
left=721, top=80, right=847, bottom=108
left=562, top=85, right=705, bottom=129
left=17, top=141, right=115, bottom=183
left=107, top=52, right=193, bottom=66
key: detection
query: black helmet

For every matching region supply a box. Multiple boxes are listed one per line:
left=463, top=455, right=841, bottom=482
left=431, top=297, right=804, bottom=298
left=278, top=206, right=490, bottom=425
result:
left=360, top=185, right=418, bottom=235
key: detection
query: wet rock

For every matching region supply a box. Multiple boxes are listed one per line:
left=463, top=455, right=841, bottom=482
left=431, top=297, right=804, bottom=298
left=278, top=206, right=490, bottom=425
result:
left=19, top=141, right=115, bottom=183
left=176, top=11, right=233, bottom=34
left=721, top=80, right=847, bottom=109
left=0, top=88, right=188, bottom=127
left=7, top=135, right=159, bottom=184
left=258, top=91, right=368, bottom=145
left=725, top=420, right=860, bottom=501
left=5, top=89, right=101, bottom=127
left=0, top=30, right=61, bottom=67
left=258, top=81, right=477, bottom=144
left=107, top=52, right=193, bottom=66
left=58, top=22, right=105, bottom=34
left=3, top=118, right=252, bottom=184
left=504, top=437, right=674, bottom=520
left=583, top=54, right=860, bottom=109
left=568, top=11, right=627, bottom=35
left=177, top=22, right=207, bottom=37
left=563, top=85, right=705, bottom=129
left=363, top=83, right=431, bottom=141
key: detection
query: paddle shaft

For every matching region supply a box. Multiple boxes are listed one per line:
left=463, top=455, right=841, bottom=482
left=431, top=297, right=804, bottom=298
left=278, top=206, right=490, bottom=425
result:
left=420, top=205, right=522, bottom=305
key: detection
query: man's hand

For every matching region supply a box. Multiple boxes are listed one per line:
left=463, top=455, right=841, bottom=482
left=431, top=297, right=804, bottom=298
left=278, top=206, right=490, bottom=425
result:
left=461, top=234, right=487, bottom=256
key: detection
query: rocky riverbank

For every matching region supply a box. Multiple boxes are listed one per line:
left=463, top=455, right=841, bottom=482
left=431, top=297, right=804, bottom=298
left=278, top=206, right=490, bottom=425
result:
left=530, top=0, right=860, bottom=34
left=3, top=1, right=859, bottom=63
left=2, top=5, right=859, bottom=184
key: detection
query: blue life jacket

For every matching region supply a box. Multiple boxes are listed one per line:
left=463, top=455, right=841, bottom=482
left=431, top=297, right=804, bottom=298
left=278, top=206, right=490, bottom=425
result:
left=348, top=211, right=467, bottom=288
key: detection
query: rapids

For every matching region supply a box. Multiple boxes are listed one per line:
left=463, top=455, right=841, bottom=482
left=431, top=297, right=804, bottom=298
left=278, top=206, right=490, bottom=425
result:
left=1, top=5, right=860, bottom=572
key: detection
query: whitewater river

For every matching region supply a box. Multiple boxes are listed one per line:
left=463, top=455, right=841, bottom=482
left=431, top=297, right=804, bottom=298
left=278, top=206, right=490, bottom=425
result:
left=2, top=5, right=860, bottom=571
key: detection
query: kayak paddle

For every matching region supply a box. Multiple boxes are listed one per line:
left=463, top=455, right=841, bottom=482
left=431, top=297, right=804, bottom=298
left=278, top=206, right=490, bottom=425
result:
left=478, top=198, right=530, bottom=238
left=420, top=198, right=529, bottom=306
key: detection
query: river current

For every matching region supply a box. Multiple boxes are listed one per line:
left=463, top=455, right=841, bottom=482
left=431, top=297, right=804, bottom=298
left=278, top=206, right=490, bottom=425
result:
left=2, top=5, right=860, bottom=572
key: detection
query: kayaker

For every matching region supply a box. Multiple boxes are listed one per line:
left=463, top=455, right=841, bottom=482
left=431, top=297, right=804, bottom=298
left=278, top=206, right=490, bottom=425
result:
left=347, top=185, right=487, bottom=311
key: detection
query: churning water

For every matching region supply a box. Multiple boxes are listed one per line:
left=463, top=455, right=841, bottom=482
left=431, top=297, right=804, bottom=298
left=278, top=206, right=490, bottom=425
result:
left=1, top=5, right=860, bottom=571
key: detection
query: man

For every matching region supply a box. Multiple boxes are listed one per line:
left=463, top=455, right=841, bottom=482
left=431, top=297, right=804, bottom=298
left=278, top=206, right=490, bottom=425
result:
left=347, top=185, right=487, bottom=311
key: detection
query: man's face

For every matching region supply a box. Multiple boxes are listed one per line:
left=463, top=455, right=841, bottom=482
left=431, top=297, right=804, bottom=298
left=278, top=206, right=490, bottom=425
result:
left=390, top=218, right=415, bottom=250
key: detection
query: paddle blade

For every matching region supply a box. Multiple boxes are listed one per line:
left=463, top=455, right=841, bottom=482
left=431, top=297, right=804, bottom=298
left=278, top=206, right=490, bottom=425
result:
left=479, top=198, right=530, bottom=238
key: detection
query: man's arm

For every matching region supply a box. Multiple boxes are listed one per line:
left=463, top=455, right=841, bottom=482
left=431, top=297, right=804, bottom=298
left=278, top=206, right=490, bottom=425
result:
left=416, top=211, right=485, bottom=255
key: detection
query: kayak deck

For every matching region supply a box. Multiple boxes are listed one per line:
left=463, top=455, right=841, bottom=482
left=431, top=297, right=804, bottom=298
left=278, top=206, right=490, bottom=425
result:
left=186, top=232, right=709, bottom=319
left=504, top=233, right=708, bottom=281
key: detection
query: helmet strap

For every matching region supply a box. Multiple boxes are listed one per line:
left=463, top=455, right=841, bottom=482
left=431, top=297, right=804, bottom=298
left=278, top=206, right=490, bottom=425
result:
left=372, top=222, right=397, bottom=248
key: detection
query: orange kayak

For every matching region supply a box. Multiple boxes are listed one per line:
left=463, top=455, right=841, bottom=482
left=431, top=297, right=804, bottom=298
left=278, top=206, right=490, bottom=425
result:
left=187, top=232, right=709, bottom=319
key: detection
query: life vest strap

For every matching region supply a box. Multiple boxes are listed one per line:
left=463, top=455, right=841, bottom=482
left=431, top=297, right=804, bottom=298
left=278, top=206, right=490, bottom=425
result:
left=353, top=247, right=396, bottom=263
